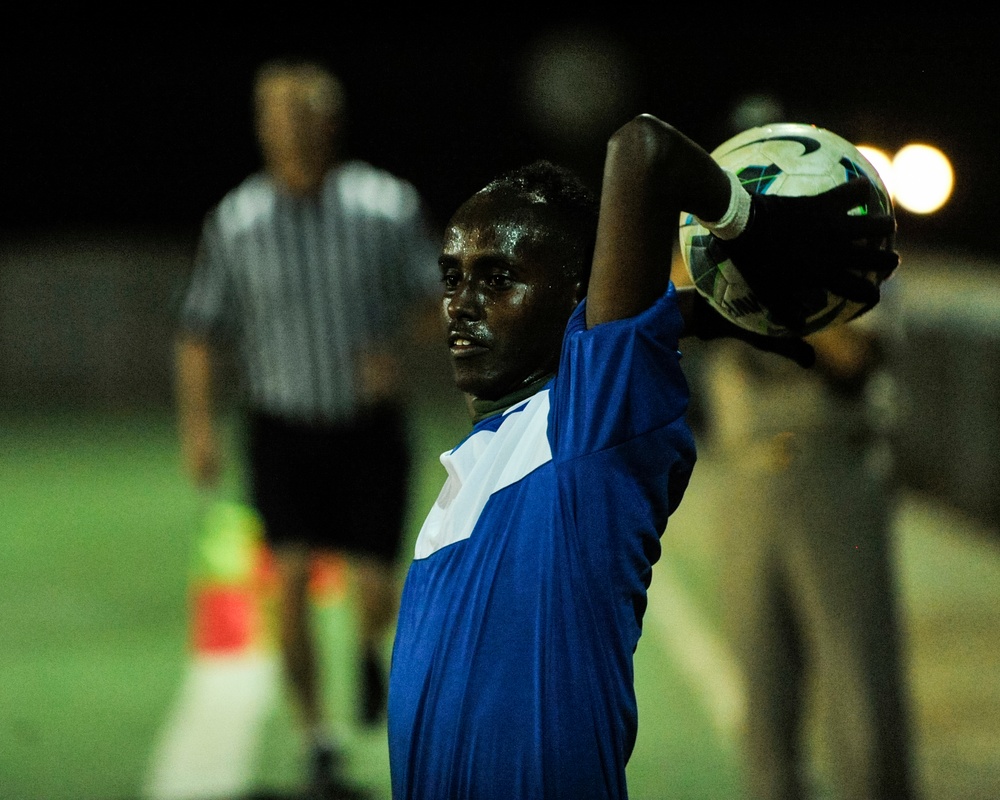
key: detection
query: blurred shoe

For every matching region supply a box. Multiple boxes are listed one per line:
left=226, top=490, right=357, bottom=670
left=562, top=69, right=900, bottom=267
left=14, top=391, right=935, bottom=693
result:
left=309, top=743, right=370, bottom=800
left=360, top=649, right=386, bottom=726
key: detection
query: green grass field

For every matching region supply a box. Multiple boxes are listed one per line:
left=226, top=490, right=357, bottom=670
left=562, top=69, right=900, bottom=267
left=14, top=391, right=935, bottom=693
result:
left=1, top=405, right=999, bottom=799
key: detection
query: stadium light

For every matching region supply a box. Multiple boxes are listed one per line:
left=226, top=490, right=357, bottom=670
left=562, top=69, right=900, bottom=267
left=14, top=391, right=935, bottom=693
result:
left=891, top=143, right=953, bottom=214
left=857, top=142, right=953, bottom=216
left=856, top=145, right=895, bottom=197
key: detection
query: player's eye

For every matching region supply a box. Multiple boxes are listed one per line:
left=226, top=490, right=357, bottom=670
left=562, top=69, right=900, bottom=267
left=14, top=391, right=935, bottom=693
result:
left=486, top=271, right=513, bottom=290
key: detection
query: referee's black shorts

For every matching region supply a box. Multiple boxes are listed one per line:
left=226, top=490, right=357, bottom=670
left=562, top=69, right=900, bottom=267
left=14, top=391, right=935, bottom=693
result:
left=245, top=403, right=412, bottom=564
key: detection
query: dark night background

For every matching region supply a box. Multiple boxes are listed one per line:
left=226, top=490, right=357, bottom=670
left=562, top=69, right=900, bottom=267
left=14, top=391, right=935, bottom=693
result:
left=3, top=17, right=996, bottom=260
left=3, top=22, right=1000, bottom=800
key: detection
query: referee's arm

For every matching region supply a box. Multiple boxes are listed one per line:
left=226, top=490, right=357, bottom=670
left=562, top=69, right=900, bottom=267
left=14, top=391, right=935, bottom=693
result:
left=175, top=332, right=223, bottom=489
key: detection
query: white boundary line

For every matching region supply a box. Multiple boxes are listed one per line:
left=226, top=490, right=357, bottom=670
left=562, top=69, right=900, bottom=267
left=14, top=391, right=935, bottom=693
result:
left=144, top=651, right=279, bottom=800
left=646, top=567, right=746, bottom=739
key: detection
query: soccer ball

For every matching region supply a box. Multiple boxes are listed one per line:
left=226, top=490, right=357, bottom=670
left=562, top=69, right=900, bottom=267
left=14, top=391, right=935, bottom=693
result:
left=678, top=122, right=894, bottom=337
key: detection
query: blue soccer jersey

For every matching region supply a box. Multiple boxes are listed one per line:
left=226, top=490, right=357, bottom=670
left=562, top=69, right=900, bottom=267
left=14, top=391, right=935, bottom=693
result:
left=388, top=285, right=696, bottom=799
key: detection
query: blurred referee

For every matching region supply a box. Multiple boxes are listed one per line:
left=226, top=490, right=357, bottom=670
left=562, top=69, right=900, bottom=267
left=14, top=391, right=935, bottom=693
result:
left=174, top=57, right=439, bottom=800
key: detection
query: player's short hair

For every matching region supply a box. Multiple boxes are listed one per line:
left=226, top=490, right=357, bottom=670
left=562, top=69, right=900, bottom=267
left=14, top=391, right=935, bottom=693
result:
left=254, top=57, right=346, bottom=119
left=482, top=160, right=599, bottom=287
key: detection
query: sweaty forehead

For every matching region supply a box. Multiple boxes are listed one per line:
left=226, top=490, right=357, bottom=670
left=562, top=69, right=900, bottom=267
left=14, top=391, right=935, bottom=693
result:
left=444, top=190, right=554, bottom=257
left=442, top=217, right=538, bottom=259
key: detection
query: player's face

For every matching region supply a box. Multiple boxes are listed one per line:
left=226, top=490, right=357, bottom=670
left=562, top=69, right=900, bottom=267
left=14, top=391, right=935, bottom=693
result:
left=439, top=192, right=581, bottom=401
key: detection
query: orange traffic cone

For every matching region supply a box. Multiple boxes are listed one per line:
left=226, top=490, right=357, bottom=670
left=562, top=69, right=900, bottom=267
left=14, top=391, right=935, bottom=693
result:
left=189, top=500, right=269, bottom=656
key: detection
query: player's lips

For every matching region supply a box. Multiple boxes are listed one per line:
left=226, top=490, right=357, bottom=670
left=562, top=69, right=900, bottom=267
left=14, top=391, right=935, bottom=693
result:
left=448, top=329, right=489, bottom=358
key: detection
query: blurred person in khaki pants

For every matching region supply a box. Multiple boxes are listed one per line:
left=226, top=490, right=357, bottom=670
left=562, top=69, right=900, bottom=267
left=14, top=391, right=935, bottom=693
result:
left=681, top=93, right=917, bottom=799
left=697, top=283, right=917, bottom=799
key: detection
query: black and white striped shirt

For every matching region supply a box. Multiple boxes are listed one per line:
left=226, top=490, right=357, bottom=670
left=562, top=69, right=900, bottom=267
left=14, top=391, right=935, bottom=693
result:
left=180, top=159, right=440, bottom=423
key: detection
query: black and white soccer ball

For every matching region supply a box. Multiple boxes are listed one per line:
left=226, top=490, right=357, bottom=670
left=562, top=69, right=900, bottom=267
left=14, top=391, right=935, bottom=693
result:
left=678, top=122, right=894, bottom=337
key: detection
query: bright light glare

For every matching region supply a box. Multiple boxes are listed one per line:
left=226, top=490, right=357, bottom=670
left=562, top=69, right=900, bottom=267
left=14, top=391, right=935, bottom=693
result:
left=856, top=145, right=895, bottom=197
left=892, top=143, right=954, bottom=214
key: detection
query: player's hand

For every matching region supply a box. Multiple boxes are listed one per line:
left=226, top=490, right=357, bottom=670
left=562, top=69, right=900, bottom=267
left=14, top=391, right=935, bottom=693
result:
left=688, top=291, right=816, bottom=368
left=718, top=177, right=899, bottom=335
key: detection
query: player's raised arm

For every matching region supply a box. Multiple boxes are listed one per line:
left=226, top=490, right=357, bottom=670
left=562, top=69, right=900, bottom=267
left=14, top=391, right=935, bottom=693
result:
left=586, top=114, right=730, bottom=328
left=587, top=113, right=899, bottom=366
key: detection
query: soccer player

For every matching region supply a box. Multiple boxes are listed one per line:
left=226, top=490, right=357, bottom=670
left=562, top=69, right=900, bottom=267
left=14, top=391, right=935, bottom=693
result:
left=386, top=113, right=897, bottom=799
left=174, top=58, right=439, bottom=798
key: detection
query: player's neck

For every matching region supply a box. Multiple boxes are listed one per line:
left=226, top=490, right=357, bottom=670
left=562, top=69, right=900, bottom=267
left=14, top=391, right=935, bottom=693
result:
left=470, top=373, right=554, bottom=423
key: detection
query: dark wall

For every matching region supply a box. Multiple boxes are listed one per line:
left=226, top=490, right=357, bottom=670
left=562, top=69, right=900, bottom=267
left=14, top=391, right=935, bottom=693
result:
left=0, top=228, right=197, bottom=411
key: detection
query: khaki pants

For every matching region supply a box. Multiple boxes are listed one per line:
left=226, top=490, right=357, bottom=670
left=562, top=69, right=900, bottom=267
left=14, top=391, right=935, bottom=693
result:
left=716, top=432, right=915, bottom=800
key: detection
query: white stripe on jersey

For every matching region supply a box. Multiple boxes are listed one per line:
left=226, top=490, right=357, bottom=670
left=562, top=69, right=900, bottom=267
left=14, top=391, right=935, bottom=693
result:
left=413, top=392, right=553, bottom=560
